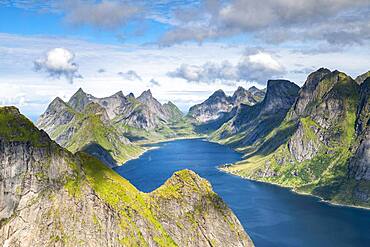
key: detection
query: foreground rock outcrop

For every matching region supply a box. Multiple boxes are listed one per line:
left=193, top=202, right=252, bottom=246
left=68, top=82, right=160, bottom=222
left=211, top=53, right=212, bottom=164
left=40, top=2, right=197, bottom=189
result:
left=0, top=106, right=253, bottom=246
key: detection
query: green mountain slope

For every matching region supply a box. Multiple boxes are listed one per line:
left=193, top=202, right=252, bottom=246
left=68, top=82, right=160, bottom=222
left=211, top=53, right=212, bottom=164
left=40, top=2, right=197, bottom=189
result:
left=220, top=69, right=370, bottom=208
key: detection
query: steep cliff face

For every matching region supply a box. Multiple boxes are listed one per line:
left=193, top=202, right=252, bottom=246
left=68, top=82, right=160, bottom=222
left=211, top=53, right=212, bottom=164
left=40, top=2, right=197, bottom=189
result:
left=288, top=70, right=359, bottom=162
left=0, top=106, right=253, bottom=247
left=348, top=78, right=370, bottom=183
left=221, top=69, right=369, bottom=208
left=211, top=80, right=299, bottom=148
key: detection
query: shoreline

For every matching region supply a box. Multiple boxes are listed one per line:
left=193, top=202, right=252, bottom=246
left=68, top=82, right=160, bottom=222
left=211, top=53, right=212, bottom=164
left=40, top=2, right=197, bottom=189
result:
left=118, top=137, right=370, bottom=211
left=219, top=166, right=370, bottom=211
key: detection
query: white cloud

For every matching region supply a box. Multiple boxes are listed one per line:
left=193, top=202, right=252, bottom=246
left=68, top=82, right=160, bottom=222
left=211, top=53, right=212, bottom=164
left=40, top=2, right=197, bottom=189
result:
left=34, top=48, right=81, bottom=83
left=168, top=52, right=285, bottom=84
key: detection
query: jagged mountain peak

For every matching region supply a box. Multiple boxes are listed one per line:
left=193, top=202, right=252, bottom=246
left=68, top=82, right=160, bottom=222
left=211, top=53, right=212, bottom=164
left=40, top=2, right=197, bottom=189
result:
left=248, top=86, right=259, bottom=92
left=139, top=89, right=153, bottom=98
left=49, top=96, right=67, bottom=107
left=211, top=89, right=227, bottom=98
left=68, top=88, right=94, bottom=112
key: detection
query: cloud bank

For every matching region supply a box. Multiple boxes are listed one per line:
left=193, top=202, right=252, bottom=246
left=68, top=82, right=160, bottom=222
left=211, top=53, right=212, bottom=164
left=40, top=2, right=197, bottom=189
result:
left=34, top=48, right=81, bottom=84
left=168, top=52, right=285, bottom=84
left=61, top=0, right=140, bottom=30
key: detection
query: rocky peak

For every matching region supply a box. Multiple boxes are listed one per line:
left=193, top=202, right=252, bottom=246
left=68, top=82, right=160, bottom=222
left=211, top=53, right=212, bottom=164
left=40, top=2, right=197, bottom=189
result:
left=37, top=97, right=75, bottom=134
left=291, top=68, right=332, bottom=118
left=248, top=86, right=266, bottom=100
left=260, top=80, right=300, bottom=115
left=68, top=87, right=93, bottom=112
left=137, top=89, right=168, bottom=120
left=138, top=89, right=153, bottom=99
left=232, top=86, right=257, bottom=106
left=209, top=89, right=228, bottom=100
left=355, top=70, right=370, bottom=85
left=43, top=97, right=69, bottom=114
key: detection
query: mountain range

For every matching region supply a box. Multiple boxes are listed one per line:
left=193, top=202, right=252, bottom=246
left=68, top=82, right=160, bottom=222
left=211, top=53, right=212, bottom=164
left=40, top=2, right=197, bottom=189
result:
left=0, top=106, right=253, bottom=246
left=35, top=68, right=370, bottom=209
left=187, top=86, right=266, bottom=133
left=37, top=88, right=195, bottom=167
left=216, top=69, right=370, bottom=208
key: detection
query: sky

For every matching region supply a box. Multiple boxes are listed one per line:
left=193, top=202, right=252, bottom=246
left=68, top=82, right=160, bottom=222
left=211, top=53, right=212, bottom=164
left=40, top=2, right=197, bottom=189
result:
left=1, top=0, right=370, bottom=120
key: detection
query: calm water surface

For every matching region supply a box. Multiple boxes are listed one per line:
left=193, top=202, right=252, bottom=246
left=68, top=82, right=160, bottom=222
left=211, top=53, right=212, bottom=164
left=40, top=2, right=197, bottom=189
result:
left=114, top=138, right=370, bottom=247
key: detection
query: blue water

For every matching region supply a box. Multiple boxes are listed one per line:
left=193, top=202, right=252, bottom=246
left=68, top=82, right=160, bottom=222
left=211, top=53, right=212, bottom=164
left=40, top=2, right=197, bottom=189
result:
left=114, top=138, right=370, bottom=247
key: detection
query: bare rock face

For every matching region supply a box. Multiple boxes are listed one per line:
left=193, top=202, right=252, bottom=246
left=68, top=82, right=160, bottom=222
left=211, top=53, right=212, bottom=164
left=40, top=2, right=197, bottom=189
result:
left=36, top=97, right=75, bottom=135
left=288, top=121, right=320, bottom=162
left=188, top=90, right=234, bottom=123
left=288, top=70, right=360, bottom=162
left=1, top=107, right=253, bottom=247
left=290, top=68, right=331, bottom=118
left=212, top=80, right=299, bottom=147
left=349, top=79, right=370, bottom=181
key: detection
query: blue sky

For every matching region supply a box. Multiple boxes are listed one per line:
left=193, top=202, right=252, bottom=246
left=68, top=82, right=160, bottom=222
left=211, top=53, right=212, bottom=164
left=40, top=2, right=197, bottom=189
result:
left=1, top=0, right=370, bottom=120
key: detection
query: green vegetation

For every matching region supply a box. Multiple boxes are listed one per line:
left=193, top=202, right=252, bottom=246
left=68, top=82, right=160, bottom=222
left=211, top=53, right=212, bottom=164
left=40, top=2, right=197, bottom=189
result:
left=78, top=152, right=177, bottom=246
left=0, top=107, right=49, bottom=147
left=220, top=70, right=369, bottom=208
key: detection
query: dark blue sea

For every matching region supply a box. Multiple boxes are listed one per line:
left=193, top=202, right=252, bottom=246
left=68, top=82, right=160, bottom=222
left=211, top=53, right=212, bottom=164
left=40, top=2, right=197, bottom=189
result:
left=114, top=138, right=370, bottom=247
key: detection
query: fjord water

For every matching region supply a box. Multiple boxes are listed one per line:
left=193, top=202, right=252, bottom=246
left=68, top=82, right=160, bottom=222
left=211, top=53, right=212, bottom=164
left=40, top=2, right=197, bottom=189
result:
left=114, top=139, right=370, bottom=247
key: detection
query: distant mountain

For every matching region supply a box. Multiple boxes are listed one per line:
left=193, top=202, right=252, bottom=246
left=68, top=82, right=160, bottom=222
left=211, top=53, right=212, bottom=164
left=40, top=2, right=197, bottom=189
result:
left=0, top=106, right=253, bottom=246
left=37, top=89, right=195, bottom=165
left=220, top=68, right=370, bottom=208
left=187, top=86, right=265, bottom=133
left=37, top=98, right=142, bottom=167
left=212, top=80, right=300, bottom=148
